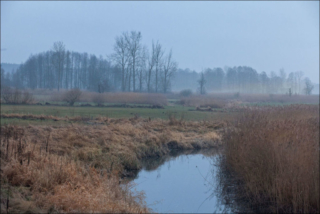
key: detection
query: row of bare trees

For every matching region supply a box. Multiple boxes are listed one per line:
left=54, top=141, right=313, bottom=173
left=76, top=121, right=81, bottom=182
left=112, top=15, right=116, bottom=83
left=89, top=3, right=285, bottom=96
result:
left=2, top=48, right=117, bottom=92
left=110, top=31, right=177, bottom=93
left=1, top=31, right=177, bottom=93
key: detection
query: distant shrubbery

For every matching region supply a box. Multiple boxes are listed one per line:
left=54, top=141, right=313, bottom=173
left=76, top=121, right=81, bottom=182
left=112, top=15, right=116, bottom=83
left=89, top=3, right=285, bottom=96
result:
left=179, top=89, right=193, bottom=97
left=1, top=86, right=34, bottom=104
left=62, top=88, right=82, bottom=106
left=47, top=90, right=168, bottom=106
left=180, top=95, right=227, bottom=108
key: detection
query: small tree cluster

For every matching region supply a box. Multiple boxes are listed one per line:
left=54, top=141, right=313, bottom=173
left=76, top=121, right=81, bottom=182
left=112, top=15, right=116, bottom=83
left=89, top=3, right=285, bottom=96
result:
left=179, top=89, right=193, bottom=97
left=62, top=88, right=82, bottom=106
left=0, top=86, right=34, bottom=104
left=304, top=78, right=314, bottom=95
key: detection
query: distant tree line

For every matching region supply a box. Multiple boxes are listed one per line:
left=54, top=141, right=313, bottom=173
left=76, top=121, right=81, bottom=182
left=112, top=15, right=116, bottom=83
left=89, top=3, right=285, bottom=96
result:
left=172, top=67, right=314, bottom=95
left=1, top=43, right=118, bottom=92
left=0, top=31, right=315, bottom=95
left=1, top=31, right=178, bottom=93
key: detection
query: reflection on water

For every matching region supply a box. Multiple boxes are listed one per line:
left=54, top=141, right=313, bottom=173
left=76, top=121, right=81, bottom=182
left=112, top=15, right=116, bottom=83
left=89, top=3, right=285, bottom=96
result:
left=131, top=149, right=233, bottom=213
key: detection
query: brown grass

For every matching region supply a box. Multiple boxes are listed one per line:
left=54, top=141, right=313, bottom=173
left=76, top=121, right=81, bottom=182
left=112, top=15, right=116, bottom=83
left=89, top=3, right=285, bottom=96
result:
left=204, top=92, right=319, bottom=104
left=0, top=118, right=224, bottom=213
left=180, top=95, right=227, bottom=108
left=49, top=91, right=168, bottom=106
left=222, top=104, right=319, bottom=213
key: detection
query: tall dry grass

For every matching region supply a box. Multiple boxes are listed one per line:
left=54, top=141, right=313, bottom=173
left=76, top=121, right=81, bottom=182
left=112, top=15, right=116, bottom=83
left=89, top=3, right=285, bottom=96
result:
left=180, top=95, right=227, bottom=108
left=17, top=88, right=168, bottom=106
left=0, top=125, right=149, bottom=213
left=50, top=91, right=168, bottom=106
left=204, top=92, right=319, bottom=104
left=0, top=118, right=224, bottom=213
left=222, top=104, right=319, bottom=213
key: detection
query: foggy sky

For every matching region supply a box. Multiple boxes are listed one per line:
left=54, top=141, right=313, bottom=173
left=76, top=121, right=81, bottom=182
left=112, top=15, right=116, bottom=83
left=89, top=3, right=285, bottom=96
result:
left=1, top=1, right=319, bottom=83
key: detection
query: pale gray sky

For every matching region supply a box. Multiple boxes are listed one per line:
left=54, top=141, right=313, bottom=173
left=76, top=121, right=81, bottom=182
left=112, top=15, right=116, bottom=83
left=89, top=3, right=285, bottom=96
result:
left=1, top=1, right=319, bottom=83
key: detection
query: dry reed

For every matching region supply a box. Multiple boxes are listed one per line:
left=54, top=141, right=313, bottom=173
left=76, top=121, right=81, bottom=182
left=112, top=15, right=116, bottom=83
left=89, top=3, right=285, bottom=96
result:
left=0, top=118, right=224, bottom=213
left=222, top=104, right=319, bottom=213
left=180, top=95, right=227, bottom=108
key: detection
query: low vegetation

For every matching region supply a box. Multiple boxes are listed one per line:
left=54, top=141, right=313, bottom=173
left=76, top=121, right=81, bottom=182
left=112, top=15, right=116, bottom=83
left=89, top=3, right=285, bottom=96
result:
left=1, top=86, right=34, bottom=104
left=180, top=95, right=227, bottom=109
left=221, top=104, right=319, bottom=213
left=0, top=117, right=224, bottom=213
left=179, top=89, right=193, bottom=97
left=1, top=89, right=318, bottom=213
left=62, top=88, right=82, bottom=106
left=44, top=90, right=168, bottom=106
left=204, top=92, right=319, bottom=105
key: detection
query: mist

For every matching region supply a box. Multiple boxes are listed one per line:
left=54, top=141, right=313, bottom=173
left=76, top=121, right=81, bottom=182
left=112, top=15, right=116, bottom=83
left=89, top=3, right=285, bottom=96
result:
left=1, top=1, right=319, bottom=86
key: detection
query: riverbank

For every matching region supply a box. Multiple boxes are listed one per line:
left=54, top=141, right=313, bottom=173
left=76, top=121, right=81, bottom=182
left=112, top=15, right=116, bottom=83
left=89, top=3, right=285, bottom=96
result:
left=0, top=117, right=224, bottom=213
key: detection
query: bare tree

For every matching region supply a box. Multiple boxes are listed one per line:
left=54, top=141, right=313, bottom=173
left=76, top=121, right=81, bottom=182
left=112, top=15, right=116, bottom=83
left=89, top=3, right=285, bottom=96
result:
left=295, top=71, right=304, bottom=94
left=153, top=41, right=164, bottom=93
left=125, top=31, right=142, bottom=92
left=198, top=72, right=206, bottom=95
left=287, top=72, right=297, bottom=94
left=161, top=49, right=177, bottom=93
left=146, top=42, right=156, bottom=92
left=304, top=77, right=314, bottom=95
left=110, top=33, right=130, bottom=91
left=52, top=41, right=65, bottom=91
left=63, top=88, right=82, bottom=106
left=279, top=68, right=286, bottom=93
left=137, top=46, right=147, bottom=92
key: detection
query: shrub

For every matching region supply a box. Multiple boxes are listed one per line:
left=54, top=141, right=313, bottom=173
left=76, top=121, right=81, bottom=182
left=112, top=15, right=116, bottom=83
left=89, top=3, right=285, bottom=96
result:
left=179, top=89, right=193, bottom=97
left=0, top=86, right=34, bottom=104
left=62, top=88, right=82, bottom=106
left=1, top=85, right=14, bottom=103
left=92, top=93, right=105, bottom=105
left=180, top=95, right=227, bottom=108
left=233, top=92, right=240, bottom=98
left=21, top=91, right=34, bottom=104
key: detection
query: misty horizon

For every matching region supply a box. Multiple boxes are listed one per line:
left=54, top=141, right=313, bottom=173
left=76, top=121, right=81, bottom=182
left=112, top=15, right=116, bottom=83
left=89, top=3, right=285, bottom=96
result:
left=1, top=1, right=319, bottom=84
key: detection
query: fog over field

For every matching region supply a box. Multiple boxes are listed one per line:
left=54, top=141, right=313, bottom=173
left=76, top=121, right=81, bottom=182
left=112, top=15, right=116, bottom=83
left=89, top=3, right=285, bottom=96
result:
left=1, top=1, right=319, bottom=92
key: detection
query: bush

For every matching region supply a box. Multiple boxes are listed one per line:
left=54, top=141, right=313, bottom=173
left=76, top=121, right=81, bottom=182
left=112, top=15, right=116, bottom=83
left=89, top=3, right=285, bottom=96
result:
left=1, top=86, right=34, bottom=104
left=92, top=93, right=105, bottom=105
left=62, top=89, right=82, bottom=106
left=179, top=89, right=193, bottom=97
left=233, top=92, right=240, bottom=98
left=21, top=91, right=35, bottom=104
left=180, top=95, right=227, bottom=108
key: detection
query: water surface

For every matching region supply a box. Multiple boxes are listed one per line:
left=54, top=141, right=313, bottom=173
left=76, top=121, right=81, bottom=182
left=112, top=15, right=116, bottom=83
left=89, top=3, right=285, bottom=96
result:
left=132, top=150, right=232, bottom=213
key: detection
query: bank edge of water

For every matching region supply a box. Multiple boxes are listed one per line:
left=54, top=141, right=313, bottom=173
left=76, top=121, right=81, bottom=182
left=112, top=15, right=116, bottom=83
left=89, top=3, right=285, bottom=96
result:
left=0, top=120, right=225, bottom=213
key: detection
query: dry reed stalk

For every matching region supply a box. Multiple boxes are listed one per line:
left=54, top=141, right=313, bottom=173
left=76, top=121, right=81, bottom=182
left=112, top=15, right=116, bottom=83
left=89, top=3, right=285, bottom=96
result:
left=222, top=104, right=319, bottom=213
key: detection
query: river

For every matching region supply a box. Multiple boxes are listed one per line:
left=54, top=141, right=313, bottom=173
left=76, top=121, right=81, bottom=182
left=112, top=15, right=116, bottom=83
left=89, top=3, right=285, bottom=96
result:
left=129, top=149, right=234, bottom=213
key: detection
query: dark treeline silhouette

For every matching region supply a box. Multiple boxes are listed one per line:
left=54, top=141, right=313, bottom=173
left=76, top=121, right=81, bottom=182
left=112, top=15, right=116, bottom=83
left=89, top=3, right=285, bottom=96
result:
left=0, top=31, right=315, bottom=95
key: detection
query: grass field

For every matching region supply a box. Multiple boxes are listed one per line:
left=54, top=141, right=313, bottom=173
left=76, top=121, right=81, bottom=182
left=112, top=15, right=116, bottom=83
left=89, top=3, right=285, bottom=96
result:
left=0, top=104, right=238, bottom=126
